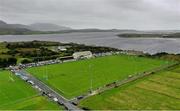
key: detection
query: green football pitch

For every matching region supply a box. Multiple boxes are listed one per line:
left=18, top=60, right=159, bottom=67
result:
left=27, top=54, right=170, bottom=99
left=79, top=65, right=180, bottom=110
left=0, top=71, right=61, bottom=110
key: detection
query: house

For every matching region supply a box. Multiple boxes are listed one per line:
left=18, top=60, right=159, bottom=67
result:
left=58, top=46, right=67, bottom=51
left=73, top=51, right=93, bottom=59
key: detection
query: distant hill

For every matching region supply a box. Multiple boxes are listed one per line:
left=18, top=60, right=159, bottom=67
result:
left=117, top=33, right=180, bottom=38
left=0, top=20, right=32, bottom=35
left=0, top=20, right=30, bottom=29
left=146, top=30, right=180, bottom=34
left=29, top=23, right=71, bottom=31
left=0, top=20, right=9, bottom=28
left=0, top=20, right=72, bottom=32
left=10, top=24, right=32, bottom=29
left=1, top=20, right=180, bottom=36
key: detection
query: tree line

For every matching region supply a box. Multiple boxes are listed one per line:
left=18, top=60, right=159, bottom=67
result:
left=0, top=57, right=17, bottom=68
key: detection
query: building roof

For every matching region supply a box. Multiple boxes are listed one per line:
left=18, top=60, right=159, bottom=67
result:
left=73, top=51, right=92, bottom=56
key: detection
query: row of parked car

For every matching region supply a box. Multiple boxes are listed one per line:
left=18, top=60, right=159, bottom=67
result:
left=10, top=67, right=64, bottom=107
left=93, top=52, right=115, bottom=57
left=9, top=51, right=120, bottom=71
left=18, top=59, right=62, bottom=69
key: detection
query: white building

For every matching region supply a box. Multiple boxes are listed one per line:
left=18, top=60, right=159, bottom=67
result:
left=58, top=46, right=67, bottom=51
left=73, top=51, right=93, bottom=59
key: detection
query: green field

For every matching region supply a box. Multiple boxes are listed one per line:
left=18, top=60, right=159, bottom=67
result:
left=27, top=55, right=169, bottom=98
left=79, top=65, right=180, bottom=110
left=0, top=43, right=8, bottom=53
left=0, top=71, right=61, bottom=110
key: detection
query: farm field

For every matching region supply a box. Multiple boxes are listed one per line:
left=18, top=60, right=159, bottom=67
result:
left=27, top=54, right=170, bottom=99
left=79, top=65, right=180, bottom=110
left=0, top=71, right=61, bottom=110
left=0, top=43, right=8, bottom=53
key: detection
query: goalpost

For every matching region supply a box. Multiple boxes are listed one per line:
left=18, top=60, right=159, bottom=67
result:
left=9, top=72, right=15, bottom=82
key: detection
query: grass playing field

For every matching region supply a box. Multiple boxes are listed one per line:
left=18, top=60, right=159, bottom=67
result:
left=27, top=54, right=170, bottom=99
left=0, top=71, right=61, bottom=110
left=79, top=65, right=180, bottom=110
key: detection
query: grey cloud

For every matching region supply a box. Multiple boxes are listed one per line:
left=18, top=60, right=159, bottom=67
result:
left=0, top=0, right=180, bottom=30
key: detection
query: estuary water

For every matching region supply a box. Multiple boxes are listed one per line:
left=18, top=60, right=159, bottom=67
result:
left=0, top=32, right=180, bottom=54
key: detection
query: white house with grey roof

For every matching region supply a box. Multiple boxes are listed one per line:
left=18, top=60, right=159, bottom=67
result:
left=73, top=51, right=93, bottom=59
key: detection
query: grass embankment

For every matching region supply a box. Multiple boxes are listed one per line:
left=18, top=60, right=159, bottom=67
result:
left=0, top=71, right=61, bottom=110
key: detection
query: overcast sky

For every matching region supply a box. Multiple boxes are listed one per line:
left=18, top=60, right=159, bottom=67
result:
left=0, top=0, right=180, bottom=30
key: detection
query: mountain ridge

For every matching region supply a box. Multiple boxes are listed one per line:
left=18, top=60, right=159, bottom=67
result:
left=0, top=20, right=72, bottom=31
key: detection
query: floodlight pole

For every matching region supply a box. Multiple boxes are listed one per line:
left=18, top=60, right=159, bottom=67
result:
left=91, top=74, right=93, bottom=92
left=44, top=52, right=48, bottom=80
left=46, top=63, right=48, bottom=80
left=36, top=49, right=39, bottom=63
left=43, top=55, right=48, bottom=80
left=89, top=64, right=93, bottom=93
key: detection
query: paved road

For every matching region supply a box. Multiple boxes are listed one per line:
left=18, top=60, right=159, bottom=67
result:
left=13, top=69, right=81, bottom=111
